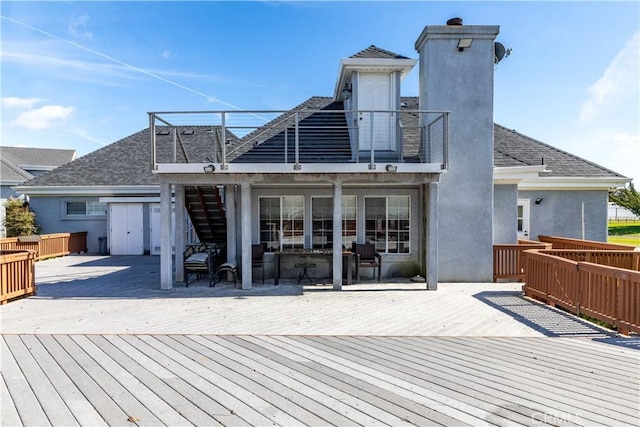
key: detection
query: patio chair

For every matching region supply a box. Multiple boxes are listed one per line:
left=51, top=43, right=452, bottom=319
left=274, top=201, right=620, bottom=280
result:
left=252, top=243, right=265, bottom=284
left=352, top=243, right=382, bottom=283
left=183, top=243, right=220, bottom=287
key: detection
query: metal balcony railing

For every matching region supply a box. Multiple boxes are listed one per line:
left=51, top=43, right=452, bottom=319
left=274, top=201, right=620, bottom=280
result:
left=149, top=109, right=449, bottom=172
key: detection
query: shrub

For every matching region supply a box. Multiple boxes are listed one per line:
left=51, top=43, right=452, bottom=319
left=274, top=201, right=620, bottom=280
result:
left=3, top=197, right=38, bottom=237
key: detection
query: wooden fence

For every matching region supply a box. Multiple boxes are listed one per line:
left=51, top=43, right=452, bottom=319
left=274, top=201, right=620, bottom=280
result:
left=0, top=250, right=36, bottom=305
left=493, top=242, right=552, bottom=282
left=538, top=235, right=636, bottom=251
left=0, top=232, right=87, bottom=261
left=523, top=249, right=640, bottom=335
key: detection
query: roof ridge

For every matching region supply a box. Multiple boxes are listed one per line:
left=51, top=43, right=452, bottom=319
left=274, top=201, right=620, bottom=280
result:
left=350, top=45, right=410, bottom=59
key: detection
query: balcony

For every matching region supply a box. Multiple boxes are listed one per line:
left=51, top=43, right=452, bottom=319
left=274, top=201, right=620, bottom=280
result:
left=149, top=100, right=449, bottom=176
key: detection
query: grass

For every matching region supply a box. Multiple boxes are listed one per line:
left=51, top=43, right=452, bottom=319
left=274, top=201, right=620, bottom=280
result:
left=608, top=219, right=640, bottom=248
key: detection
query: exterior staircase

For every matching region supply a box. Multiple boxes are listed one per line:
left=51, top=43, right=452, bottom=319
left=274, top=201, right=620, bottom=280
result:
left=184, top=186, right=227, bottom=245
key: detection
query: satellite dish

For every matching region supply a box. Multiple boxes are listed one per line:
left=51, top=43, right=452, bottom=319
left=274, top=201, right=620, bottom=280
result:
left=494, top=42, right=506, bottom=63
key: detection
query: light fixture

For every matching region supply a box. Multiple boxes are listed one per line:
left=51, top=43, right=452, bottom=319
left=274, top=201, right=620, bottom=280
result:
left=341, top=84, right=352, bottom=100
left=535, top=198, right=544, bottom=205
left=457, top=38, right=473, bottom=52
left=203, top=164, right=215, bottom=173
left=385, top=164, right=397, bottom=173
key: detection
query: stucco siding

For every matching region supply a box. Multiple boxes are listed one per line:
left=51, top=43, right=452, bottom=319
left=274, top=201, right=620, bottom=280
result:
left=28, top=196, right=108, bottom=253
left=519, top=190, right=609, bottom=241
left=494, top=184, right=518, bottom=244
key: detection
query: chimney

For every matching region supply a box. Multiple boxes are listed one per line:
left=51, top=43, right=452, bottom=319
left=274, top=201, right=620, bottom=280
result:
left=415, top=20, right=500, bottom=282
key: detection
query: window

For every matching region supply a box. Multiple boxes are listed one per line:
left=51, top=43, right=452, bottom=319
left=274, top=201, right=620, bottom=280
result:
left=311, top=196, right=357, bottom=250
left=66, top=201, right=107, bottom=216
left=259, top=196, right=304, bottom=251
left=365, top=196, right=410, bottom=253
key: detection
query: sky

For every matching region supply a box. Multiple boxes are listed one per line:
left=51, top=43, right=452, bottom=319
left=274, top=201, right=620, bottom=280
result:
left=1, top=1, right=639, bottom=182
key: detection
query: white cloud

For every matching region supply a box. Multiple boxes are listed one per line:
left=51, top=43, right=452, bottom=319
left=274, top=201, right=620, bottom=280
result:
left=580, top=32, right=640, bottom=123
left=162, top=50, right=172, bottom=59
left=12, top=105, right=76, bottom=129
left=1, top=97, right=43, bottom=109
left=68, top=14, right=93, bottom=39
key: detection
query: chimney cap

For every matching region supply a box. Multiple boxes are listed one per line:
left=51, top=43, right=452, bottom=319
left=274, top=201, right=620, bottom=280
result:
left=446, top=17, right=463, bottom=26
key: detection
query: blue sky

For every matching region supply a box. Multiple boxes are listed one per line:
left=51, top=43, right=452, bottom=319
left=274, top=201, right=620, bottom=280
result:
left=1, top=1, right=638, bottom=181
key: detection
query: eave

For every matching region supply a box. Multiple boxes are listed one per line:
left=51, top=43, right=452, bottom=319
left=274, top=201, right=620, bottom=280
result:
left=11, top=185, right=161, bottom=196
left=493, top=166, right=547, bottom=184
left=518, top=176, right=631, bottom=191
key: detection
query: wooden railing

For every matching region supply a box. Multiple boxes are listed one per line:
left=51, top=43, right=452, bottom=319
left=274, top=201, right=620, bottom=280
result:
left=0, top=250, right=36, bottom=305
left=539, top=250, right=640, bottom=271
left=538, top=235, right=636, bottom=251
left=523, top=249, right=640, bottom=335
left=0, top=232, right=87, bottom=261
left=493, top=242, right=552, bottom=282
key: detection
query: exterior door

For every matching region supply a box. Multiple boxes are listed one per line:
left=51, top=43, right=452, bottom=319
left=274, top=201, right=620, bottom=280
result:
left=110, top=203, right=144, bottom=255
left=517, top=199, right=531, bottom=240
left=358, top=73, right=394, bottom=151
left=150, top=203, right=175, bottom=255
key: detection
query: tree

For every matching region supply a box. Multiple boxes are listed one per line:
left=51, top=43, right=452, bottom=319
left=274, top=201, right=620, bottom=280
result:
left=3, top=197, right=38, bottom=237
left=609, top=182, right=640, bottom=217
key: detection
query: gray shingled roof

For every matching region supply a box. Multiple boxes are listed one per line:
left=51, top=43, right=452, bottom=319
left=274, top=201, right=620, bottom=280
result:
left=493, top=123, right=625, bottom=178
left=1, top=146, right=76, bottom=167
left=1, top=158, right=33, bottom=182
left=19, top=127, right=229, bottom=187
left=19, top=97, right=625, bottom=188
left=350, top=45, right=410, bottom=60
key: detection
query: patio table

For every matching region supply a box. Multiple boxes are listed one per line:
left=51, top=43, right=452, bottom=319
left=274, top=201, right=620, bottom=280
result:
left=273, top=249, right=355, bottom=285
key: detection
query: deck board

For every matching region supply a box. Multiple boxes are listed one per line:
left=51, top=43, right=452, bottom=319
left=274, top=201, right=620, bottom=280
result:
left=287, top=335, right=541, bottom=425
left=2, top=334, right=638, bottom=427
left=160, top=335, right=339, bottom=427
left=222, top=335, right=449, bottom=426
left=204, top=335, right=433, bottom=426
left=19, top=335, right=108, bottom=426
left=3, top=335, right=79, bottom=426
left=1, top=373, right=22, bottom=427
left=85, top=335, right=225, bottom=427
left=3, top=256, right=639, bottom=426
left=185, top=335, right=375, bottom=426
left=388, top=336, right=638, bottom=422
left=1, top=338, right=52, bottom=426
left=34, top=335, right=134, bottom=426
left=52, top=335, right=165, bottom=427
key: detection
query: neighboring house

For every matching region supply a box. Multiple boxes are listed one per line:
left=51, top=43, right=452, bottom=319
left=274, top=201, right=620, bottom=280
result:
left=1, top=146, right=76, bottom=199
left=15, top=21, right=629, bottom=289
left=1, top=146, right=76, bottom=238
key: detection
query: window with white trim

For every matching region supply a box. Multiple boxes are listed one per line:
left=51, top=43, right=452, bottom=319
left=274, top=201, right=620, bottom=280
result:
left=65, top=201, right=107, bottom=216
left=365, top=196, right=410, bottom=253
left=311, top=196, right=357, bottom=250
left=259, top=196, right=304, bottom=251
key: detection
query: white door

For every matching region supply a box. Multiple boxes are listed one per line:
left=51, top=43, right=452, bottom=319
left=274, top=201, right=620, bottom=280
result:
left=517, top=199, right=531, bottom=240
left=358, top=73, right=394, bottom=151
left=150, top=203, right=175, bottom=255
left=110, top=204, right=144, bottom=255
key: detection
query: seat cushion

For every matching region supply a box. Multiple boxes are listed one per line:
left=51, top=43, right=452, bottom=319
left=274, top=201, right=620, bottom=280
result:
left=185, top=252, right=208, bottom=264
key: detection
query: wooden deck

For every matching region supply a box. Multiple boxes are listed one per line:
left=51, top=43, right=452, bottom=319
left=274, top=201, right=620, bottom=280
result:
left=1, top=256, right=639, bottom=426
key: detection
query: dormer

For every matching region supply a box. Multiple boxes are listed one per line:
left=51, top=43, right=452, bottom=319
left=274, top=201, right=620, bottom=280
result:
left=334, top=46, right=417, bottom=157
left=333, top=45, right=416, bottom=108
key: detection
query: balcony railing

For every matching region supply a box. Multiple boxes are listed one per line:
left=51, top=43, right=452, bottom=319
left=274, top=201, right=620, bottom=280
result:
left=149, top=109, right=449, bottom=173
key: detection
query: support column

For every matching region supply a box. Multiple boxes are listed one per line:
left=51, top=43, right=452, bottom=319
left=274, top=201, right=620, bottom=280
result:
left=226, top=185, right=237, bottom=266
left=175, top=184, right=185, bottom=282
left=332, top=181, right=343, bottom=290
left=160, top=182, right=173, bottom=290
left=240, top=182, right=252, bottom=290
left=426, top=181, right=438, bottom=290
